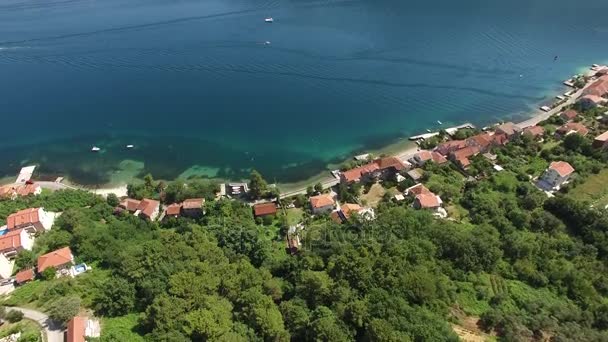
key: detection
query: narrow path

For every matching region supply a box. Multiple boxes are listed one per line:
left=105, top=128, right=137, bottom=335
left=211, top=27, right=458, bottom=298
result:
left=8, top=307, right=63, bottom=342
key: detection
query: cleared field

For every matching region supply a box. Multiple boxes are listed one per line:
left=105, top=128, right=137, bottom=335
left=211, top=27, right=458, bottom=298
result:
left=569, top=169, right=608, bottom=208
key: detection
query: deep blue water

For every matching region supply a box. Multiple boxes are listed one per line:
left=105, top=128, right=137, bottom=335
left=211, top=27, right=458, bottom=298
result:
left=1, top=0, right=608, bottom=184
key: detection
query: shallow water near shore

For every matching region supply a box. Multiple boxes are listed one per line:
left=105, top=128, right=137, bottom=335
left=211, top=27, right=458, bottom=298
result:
left=1, top=0, right=608, bottom=184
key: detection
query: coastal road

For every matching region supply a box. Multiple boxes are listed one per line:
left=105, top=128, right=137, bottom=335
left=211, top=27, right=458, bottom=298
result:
left=280, top=178, right=339, bottom=199
left=516, top=87, right=585, bottom=128
left=9, top=307, right=64, bottom=342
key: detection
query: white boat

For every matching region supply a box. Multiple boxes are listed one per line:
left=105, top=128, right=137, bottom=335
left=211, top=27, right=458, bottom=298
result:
left=264, top=41, right=271, bottom=45
left=264, top=17, right=273, bottom=23
left=556, top=95, right=565, bottom=100
left=437, top=120, right=443, bottom=125
left=126, top=145, right=134, bottom=149
left=540, top=106, right=551, bottom=112
left=426, top=129, right=432, bottom=133
left=91, top=146, right=100, bottom=152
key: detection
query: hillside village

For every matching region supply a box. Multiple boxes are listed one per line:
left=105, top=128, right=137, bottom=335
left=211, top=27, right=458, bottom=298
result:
left=0, top=71, right=606, bottom=341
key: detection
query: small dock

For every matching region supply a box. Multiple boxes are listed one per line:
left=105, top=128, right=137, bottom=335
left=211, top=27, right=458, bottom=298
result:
left=409, top=123, right=475, bottom=141
left=15, top=165, right=36, bottom=183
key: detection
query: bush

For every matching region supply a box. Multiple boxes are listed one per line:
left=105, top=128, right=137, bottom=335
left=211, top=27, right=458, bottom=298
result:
left=48, top=296, right=81, bottom=327
left=41, top=267, right=57, bottom=281
left=5, top=310, right=24, bottom=323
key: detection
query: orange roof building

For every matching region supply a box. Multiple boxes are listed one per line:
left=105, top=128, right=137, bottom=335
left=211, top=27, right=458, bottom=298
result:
left=556, top=122, right=589, bottom=137
left=37, top=247, right=74, bottom=273
left=119, top=198, right=141, bottom=212
left=593, top=130, right=608, bottom=148
left=0, top=229, right=34, bottom=259
left=253, top=202, right=278, bottom=217
left=182, top=198, right=204, bottom=210
left=374, top=156, right=407, bottom=172
left=560, top=109, right=578, bottom=121
left=165, top=203, right=181, bottom=217
left=405, top=183, right=432, bottom=196
left=6, top=207, right=54, bottom=232
left=310, top=194, right=336, bottom=214
left=523, top=126, right=545, bottom=138
left=67, top=316, right=100, bottom=342
left=449, top=146, right=480, bottom=169
left=15, top=268, right=35, bottom=285
left=548, top=161, right=575, bottom=178
left=414, top=193, right=442, bottom=209
left=583, top=75, right=608, bottom=97
left=135, top=199, right=160, bottom=221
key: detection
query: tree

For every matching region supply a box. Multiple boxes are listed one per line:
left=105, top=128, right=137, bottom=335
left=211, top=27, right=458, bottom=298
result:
left=306, top=186, right=315, bottom=197
left=94, top=277, right=136, bottom=316
left=41, top=267, right=57, bottom=281
left=14, top=250, right=36, bottom=270
left=106, top=193, right=120, bottom=207
left=248, top=170, right=268, bottom=199
left=5, top=310, right=23, bottom=323
left=314, top=182, right=323, bottom=193
left=48, top=296, right=81, bottom=327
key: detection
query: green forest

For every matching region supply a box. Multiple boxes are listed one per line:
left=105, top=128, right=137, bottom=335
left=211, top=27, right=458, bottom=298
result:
left=2, top=105, right=608, bottom=341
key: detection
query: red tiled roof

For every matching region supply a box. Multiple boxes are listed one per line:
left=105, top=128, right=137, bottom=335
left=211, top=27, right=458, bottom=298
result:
left=137, top=199, right=159, bottom=218
left=431, top=151, right=448, bottom=164
left=310, top=194, right=335, bottom=209
left=406, top=183, right=431, bottom=196
left=557, top=122, right=589, bottom=136
left=67, top=316, right=86, bottom=342
left=374, top=157, right=407, bottom=171
left=165, top=203, right=181, bottom=216
left=15, top=268, right=35, bottom=284
left=0, top=229, right=24, bottom=253
left=37, top=247, right=73, bottom=272
left=435, top=140, right=466, bottom=155
left=253, top=202, right=277, bottom=217
left=415, top=193, right=441, bottom=209
left=16, top=183, right=39, bottom=196
left=549, top=161, right=575, bottom=177
left=523, top=126, right=544, bottom=137
left=560, top=109, right=578, bottom=121
left=182, top=198, right=204, bottom=209
left=580, top=94, right=606, bottom=104
left=495, top=122, right=522, bottom=136
left=7, top=208, right=40, bottom=230
left=583, top=76, right=608, bottom=97
left=119, top=198, right=140, bottom=212
left=341, top=162, right=380, bottom=183
left=340, top=203, right=362, bottom=219
left=466, top=133, right=493, bottom=150
left=415, top=151, right=432, bottom=161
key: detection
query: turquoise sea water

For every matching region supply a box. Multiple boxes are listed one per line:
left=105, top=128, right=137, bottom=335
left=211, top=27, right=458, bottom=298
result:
left=1, top=0, right=608, bottom=184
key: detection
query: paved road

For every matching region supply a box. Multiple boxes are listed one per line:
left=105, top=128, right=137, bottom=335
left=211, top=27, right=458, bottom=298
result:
left=9, top=307, right=63, bottom=342
left=280, top=178, right=339, bottom=199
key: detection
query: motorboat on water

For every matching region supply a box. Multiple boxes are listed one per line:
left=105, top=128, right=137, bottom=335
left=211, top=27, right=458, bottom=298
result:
left=91, top=146, right=100, bottom=152
left=265, top=17, right=274, bottom=23
left=126, top=145, right=134, bottom=149
left=437, top=120, right=443, bottom=125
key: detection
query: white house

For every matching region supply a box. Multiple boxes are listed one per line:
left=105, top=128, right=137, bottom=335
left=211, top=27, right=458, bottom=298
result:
left=540, top=161, right=575, bottom=190
left=0, top=253, right=13, bottom=279
left=6, top=207, right=54, bottom=233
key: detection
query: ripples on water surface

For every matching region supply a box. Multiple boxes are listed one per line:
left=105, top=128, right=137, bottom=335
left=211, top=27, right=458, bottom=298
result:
left=1, top=0, right=608, bottom=184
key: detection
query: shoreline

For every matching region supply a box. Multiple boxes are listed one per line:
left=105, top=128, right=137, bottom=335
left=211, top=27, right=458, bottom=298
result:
left=1, top=64, right=597, bottom=196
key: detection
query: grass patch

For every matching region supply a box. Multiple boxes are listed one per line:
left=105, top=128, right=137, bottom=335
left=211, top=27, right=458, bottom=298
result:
left=102, top=314, right=145, bottom=342
left=360, top=183, right=386, bottom=208
left=454, top=282, right=490, bottom=316
left=569, top=168, right=608, bottom=208
left=0, top=318, right=42, bottom=341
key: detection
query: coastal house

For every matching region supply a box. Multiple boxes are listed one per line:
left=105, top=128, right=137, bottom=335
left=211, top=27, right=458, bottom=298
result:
left=410, top=151, right=448, bottom=166
left=578, top=95, right=606, bottom=109
left=134, top=199, right=160, bottom=221
left=330, top=203, right=375, bottom=224
left=67, top=316, right=101, bottom=342
left=286, top=235, right=300, bottom=255
left=404, top=183, right=432, bottom=197
left=523, top=126, right=545, bottom=140
left=0, top=229, right=34, bottom=259
left=583, top=75, right=608, bottom=97
left=309, top=194, right=336, bottom=215
left=593, top=131, right=608, bottom=148
left=449, top=146, right=481, bottom=170
left=253, top=202, right=278, bottom=217
left=0, top=182, right=41, bottom=200
left=182, top=198, right=205, bottom=217
left=560, top=109, right=578, bottom=122
left=556, top=122, right=589, bottom=137
left=539, top=161, right=575, bottom=190
left=340, top=162, right=380, bottom=184
left=413, top=192, right=446, bottom=218
left=37, top=246, right=75, bottom=278
left=0, top=254, right=13, bottom=279
left=495, top=122, right=522, bottom=138
left=164, top=203, right=182, bottom=219
left=373, top=157, right=408, bottom=181
left=435, top=140, right=466, bottom=156
left=117, top=198, right=141, bottom=213
left=14, top=268, right=35, bottom=286
left=6, top=207, right=54, bottom=233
